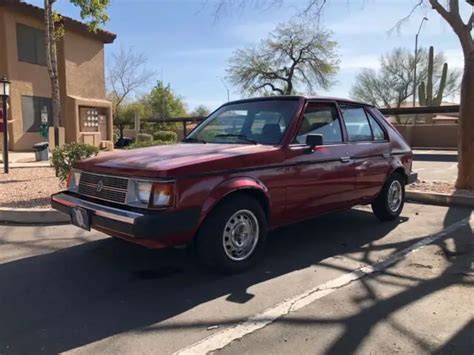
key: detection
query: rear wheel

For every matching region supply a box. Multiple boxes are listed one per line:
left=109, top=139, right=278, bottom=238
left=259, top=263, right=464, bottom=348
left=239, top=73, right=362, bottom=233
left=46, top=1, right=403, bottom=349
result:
left=372, top=173, right=405, bottom=221
left=196, top=195, right=267, bottom=274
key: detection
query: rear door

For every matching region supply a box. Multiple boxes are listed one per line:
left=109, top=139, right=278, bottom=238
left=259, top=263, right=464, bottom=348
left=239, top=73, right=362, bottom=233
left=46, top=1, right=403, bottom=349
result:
left=339, top=104, right=391, bottom=203
left=284, top=101, right=356, bottom=222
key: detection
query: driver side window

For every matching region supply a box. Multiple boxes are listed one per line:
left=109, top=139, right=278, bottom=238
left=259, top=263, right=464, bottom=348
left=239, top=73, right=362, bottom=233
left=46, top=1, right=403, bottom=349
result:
left=294, top=103, right=343, bottom=145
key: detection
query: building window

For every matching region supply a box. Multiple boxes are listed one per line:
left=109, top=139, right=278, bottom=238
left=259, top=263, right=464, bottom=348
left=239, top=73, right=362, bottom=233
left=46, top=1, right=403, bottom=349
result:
left=16, top=23, right=46, bottom=66
left=21, top=96, right=52, bottom=132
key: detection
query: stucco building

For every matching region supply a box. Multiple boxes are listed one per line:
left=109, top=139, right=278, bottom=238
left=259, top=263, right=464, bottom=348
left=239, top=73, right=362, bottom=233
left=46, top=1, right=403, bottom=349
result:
left=0, top=0, right=116, bottom=151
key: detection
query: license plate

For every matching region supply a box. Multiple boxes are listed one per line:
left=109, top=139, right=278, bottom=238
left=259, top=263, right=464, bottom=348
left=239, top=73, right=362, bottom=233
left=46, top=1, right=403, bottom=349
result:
left=70, top=207, right=90, bottom=231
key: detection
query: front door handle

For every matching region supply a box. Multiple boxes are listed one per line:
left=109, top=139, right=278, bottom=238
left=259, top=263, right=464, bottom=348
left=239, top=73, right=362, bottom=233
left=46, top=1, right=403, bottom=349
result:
left=340, top=156, right=352, bottom=163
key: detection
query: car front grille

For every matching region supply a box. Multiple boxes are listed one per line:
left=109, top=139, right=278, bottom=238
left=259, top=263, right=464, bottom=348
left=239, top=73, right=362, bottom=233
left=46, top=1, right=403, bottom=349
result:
left=78, top=172, right=129, bottom=204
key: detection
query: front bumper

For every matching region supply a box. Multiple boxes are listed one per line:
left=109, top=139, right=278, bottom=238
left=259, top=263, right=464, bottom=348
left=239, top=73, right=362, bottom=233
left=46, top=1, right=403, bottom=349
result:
left=51, top=192, right=200, bottom=243
left=407, top=171, right=418, bottom=184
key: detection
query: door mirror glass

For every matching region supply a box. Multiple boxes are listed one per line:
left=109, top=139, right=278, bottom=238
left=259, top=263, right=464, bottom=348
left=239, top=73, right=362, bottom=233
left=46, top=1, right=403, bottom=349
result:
left=306, top=134, right=323, bottom=148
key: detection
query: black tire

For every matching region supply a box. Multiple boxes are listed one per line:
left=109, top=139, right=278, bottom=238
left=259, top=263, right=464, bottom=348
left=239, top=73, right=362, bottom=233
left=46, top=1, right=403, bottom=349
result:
left=371, top=173, right=405, bottom=221
left=196, top=194, right=267, bottom=274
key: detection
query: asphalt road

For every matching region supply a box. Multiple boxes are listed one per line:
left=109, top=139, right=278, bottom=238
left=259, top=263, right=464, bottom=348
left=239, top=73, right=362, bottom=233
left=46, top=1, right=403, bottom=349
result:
left=0, top=203, right=473, bottom=354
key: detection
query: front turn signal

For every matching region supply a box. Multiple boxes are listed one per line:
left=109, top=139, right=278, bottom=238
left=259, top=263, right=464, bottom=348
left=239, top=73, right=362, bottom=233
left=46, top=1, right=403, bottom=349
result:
left=151, top=182, right=174, bottom=208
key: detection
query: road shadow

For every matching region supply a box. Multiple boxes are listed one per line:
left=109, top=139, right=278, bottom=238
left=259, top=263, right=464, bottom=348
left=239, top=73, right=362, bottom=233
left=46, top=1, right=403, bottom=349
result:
left=0, top=208, right=413, bottom=354
left=413, top=153, right=458, bottom=162
left=318, top=205, right=473, bottom=355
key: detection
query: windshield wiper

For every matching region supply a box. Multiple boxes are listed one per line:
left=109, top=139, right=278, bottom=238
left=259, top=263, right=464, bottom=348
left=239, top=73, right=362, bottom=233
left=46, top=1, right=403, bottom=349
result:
left=214, top=134, right=258, bottom=144
left=182, top=137, right=207, bottom=144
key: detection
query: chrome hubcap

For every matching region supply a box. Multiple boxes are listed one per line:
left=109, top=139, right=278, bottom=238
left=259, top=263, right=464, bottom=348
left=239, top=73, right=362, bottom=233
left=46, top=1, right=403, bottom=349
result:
left=223, top=210, right=259, bottom=261
left=388, top=180, right=403, bottom=212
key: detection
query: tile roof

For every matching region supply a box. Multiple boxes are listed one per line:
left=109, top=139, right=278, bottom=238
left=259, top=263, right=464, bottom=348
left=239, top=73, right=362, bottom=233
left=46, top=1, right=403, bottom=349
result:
left=0, top=0, right=116, bottom=43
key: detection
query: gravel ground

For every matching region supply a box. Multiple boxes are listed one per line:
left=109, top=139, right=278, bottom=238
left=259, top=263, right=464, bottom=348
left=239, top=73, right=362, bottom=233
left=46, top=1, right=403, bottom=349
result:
left=407, top=180, right=474, bottom=196
left=0, top=167, right=64, bottom=209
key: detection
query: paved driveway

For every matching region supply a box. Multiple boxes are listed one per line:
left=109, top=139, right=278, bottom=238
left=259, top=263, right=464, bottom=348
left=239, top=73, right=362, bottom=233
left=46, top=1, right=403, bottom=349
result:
left=0, top=204, right=472, bottom=354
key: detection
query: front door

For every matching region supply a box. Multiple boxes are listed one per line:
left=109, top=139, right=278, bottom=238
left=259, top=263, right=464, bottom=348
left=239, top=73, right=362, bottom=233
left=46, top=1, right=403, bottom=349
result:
left=284, top=101, right=356, bottom=222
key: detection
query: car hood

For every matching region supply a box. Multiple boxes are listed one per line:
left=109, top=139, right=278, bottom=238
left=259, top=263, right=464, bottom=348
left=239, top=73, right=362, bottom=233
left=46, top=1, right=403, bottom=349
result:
left=74, top=143, right=283, bottom=178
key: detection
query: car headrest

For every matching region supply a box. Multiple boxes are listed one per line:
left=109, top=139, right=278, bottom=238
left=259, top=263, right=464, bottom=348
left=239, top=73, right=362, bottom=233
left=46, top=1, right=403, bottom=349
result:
left=261, top=123, right=282, bottom=143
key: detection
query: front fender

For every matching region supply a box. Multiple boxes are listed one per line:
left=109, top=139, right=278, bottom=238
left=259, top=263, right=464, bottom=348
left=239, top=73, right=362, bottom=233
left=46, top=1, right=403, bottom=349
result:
left=198, top=177, right=270, bottom=226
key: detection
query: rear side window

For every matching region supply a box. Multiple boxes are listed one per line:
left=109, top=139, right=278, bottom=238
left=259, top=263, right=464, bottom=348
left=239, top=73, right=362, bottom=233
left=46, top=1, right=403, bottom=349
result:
left=340, top=105, right=372, bottom=142
left=367, top=113, right=386, bottom=141
left=294, top=103, right=343, bottom=145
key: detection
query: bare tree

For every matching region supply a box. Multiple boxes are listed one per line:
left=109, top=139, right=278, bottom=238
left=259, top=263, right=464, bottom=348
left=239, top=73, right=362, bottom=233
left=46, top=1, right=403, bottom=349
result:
left=351, top=47, right=460, bottom=109
left=215, top=0, right=474, bottom=189
left=227, top=20, right=339, bottom=95
left=107, top=46, right=155, bottom=140
left=427, top=0, right=474, bottom=189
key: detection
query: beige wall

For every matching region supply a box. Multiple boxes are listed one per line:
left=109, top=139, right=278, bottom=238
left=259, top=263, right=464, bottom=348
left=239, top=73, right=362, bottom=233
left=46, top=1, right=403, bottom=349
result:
left=394, top=124, right=458, bottom=149
left=62, top=31, right=106, bottom=100
left=0, top=7, right=112, bottom=151
left=2, top=8, right=52, bottom=151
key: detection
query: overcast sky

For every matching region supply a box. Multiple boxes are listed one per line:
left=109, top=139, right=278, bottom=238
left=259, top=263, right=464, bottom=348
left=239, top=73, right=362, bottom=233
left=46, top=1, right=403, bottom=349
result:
left=27, top=0, right=471, bottom=110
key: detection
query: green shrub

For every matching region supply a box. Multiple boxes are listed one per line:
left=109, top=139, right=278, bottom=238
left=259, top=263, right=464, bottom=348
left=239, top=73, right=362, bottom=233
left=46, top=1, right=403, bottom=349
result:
left=51, top=143, right=99, bottom=182
left=126, top=139, right=175, bottom=150
left=136, top=133, right=153, bottom=143
left=126, top=140, right=155, bottom=149
left=153, top=130, right=178, bottom=142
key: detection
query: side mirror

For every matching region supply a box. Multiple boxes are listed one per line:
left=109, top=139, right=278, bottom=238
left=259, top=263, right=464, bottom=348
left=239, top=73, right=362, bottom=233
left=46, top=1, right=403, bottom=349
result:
left=306, top=134, right=323, bottom=149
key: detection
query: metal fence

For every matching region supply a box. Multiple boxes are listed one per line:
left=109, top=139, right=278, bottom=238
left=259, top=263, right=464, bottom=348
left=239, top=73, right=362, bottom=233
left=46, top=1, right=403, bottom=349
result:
left=138, top=105, right=461, bottom=137
left=141, top=116, right=204, bottom=137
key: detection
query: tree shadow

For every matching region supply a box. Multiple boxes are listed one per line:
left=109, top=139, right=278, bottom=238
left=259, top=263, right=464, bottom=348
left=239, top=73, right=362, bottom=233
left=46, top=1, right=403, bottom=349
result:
left=0, top=206, right=471, bottom=354
left=0, top=208, right=410, bottom=354
left=320, top=205, right=473, bottom=354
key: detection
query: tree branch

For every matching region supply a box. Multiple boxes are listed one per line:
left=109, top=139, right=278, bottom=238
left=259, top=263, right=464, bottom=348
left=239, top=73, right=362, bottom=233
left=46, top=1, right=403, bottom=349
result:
left=467, top=12, right=474, bottom=30
left=254, top=82, right=285, bottom=95
left=430, top=0, right=472, bottom=52
left=389, top=0, right=424, bottom=33
left=302, top=0, right=327, bottom=15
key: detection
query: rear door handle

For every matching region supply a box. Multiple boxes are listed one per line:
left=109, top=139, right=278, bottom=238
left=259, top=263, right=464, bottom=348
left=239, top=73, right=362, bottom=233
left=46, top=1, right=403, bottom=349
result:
left=340, top=156, right=352, bottom=163
left=383, top=153, right=391, bottom=158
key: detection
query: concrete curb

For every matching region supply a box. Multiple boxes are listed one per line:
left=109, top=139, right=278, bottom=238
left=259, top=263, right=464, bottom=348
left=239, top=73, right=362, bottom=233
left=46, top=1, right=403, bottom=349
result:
left=0, top=207, right=70, bottom=224
left=406, top=190, right=474, bottom=208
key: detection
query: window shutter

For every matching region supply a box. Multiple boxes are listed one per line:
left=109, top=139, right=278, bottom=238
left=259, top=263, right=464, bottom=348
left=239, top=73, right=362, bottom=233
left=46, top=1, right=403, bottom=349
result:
left=21, top=96, right=36, bottom=132
left=16, top=23, right=46, bottom=66
left=17, top=24, right=36, bottom=64
left=35, top=29, right=47, bottom=66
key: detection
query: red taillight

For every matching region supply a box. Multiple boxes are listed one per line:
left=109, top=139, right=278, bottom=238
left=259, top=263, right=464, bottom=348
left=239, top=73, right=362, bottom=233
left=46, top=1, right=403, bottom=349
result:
left=66, top=171, right=73, bottom=188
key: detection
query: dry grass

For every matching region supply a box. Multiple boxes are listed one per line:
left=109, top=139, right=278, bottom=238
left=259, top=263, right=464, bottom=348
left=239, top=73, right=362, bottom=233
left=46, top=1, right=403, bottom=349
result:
left=0, top=167, right=64, bottom=209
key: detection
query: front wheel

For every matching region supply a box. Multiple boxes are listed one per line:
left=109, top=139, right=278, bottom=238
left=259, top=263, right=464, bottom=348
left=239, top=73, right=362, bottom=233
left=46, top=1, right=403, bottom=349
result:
left=196, top=195, right=267, bottom=274
left=371, top=173, right=405, bottom=221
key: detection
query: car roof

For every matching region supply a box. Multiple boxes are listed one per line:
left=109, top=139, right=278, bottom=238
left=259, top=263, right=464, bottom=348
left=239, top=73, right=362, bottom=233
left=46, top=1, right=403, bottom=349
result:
left=223, top=95, right=374, bottom=107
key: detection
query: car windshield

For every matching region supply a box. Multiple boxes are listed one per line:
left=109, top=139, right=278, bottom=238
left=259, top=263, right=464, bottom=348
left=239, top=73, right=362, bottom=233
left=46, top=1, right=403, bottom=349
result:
left=185, top=99, right=300, bottom=145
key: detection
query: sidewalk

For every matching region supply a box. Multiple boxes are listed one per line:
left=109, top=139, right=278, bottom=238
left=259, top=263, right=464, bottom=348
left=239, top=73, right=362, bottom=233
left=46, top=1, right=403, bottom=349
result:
left=412, top=149, right=458, bottom=162
left=0, top=151, right=50, bottom=168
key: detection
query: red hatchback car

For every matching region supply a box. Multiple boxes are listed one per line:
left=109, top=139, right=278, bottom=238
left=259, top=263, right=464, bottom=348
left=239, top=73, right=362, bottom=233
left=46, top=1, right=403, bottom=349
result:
left=52, top=96, right=417, bottom=273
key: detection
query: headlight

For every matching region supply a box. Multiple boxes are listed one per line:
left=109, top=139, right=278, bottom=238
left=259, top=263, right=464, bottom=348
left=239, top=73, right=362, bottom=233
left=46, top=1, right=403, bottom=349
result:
left=127, top=180, right=174, bottom=208
left=67, top=169, right=81, bottom=192
left=136, top=182, right=153, bottom=204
